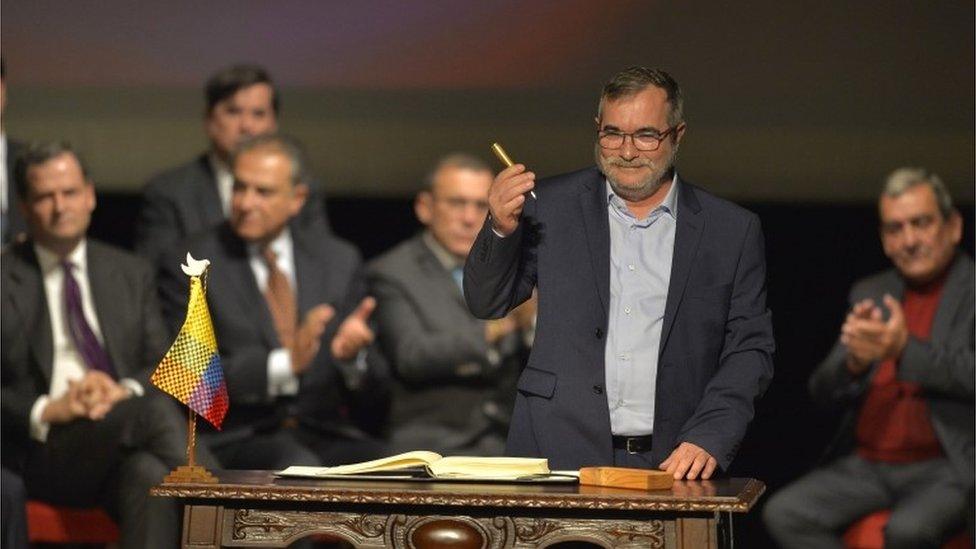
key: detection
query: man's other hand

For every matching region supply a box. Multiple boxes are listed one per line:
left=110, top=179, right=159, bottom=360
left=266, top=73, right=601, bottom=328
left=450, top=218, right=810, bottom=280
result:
left=77, top=371, right=131, bottom=420
left=291, top=304, right=335, bottom=374
left=331, top=297, right=376, bottom=361
left=40, top=380, right=89, bottom=424
left=660, top=442, right=718, bottom=480
left=488, top=164, right=535, bottom=237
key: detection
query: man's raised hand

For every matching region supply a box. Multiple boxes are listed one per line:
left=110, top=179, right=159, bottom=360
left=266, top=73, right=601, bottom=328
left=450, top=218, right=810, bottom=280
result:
left=331, top=297, right=376, bottom=361
left=488, top=164, right=535, bottom=237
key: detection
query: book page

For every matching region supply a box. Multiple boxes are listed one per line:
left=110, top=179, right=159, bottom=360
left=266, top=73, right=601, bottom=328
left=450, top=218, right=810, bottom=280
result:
left=279, top=450, right=443, bottom=477
left=427, top=456, right=549, bottom=479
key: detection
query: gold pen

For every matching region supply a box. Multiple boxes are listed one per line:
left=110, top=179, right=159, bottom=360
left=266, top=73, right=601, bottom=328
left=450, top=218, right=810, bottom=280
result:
left=491, top=142, right=537, bottom=199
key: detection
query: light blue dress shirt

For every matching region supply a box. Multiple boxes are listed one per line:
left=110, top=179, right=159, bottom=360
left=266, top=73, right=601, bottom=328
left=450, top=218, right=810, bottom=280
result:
left=605, top=176, right=679, bottom=436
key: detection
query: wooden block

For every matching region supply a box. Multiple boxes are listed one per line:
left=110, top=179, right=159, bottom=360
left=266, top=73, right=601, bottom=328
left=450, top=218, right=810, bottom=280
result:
left=578, top=467, right=674, bottom=491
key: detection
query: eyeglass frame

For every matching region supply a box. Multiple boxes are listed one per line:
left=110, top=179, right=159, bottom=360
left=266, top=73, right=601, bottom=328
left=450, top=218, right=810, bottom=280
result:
left=596, top=123, right=685, bottom=152
left=432, top=195, right=490, bottom=214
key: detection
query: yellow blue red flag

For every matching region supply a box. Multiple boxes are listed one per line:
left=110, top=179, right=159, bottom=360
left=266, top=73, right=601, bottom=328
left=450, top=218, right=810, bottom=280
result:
left=151, top=254, right=229, bottom=429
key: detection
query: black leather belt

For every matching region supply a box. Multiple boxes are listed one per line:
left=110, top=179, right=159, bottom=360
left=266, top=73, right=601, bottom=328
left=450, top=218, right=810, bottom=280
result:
left=612, top=435, right=653, bottom=454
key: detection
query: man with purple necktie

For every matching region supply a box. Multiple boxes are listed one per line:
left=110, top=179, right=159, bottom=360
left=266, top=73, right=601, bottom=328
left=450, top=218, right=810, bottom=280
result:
left=0, top=141, right=197, bottom=548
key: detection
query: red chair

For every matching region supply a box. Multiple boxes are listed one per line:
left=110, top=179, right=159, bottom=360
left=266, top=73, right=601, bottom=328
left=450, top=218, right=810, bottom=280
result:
left=26, top=500, right=119, bottom=544
left=844, top=510, right=972, bottom=549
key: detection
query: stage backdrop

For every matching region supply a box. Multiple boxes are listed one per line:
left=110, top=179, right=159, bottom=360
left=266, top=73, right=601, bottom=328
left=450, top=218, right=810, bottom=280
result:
left=3, top=0, right=973, bottom=202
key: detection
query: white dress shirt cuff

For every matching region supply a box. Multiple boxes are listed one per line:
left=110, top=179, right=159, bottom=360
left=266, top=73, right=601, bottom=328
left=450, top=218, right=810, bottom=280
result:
left=119, top=378, right=144, bottom=397
left=337, top=349, right=369, bottom=390
left=29, top=396, right=51, bottom=443
left=268, top=348, right=299, bottom=397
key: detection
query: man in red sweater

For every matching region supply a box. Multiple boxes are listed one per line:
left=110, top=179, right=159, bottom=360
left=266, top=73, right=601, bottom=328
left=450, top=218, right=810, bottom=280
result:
left=764, top=168, right=973, bottom=548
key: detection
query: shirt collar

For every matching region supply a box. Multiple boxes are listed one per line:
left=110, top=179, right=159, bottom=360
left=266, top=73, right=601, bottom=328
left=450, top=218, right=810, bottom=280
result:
left=605, top=171, right=680, bottom=220
left=422, top=230, right=463, bottom=271
left=248, top=227, right=293, bottom=263
left=208, top=152, right=231, bottom=179
left=34, top=239, right=88, bottom=274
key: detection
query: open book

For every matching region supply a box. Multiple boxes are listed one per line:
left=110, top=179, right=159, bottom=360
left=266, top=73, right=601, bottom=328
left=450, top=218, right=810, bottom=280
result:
left=278, top=450, right=572, bottom=482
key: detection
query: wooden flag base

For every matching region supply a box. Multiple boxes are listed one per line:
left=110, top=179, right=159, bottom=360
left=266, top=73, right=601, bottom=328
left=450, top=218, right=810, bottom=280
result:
left=162, top=410, right=218, bottom=484
left=579, top=467, right=674, bottom=491
left=164, top=465, right=218, bottom=484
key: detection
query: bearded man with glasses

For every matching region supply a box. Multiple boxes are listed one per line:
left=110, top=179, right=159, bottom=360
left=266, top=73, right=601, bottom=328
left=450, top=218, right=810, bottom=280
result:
left=464, top=66, right=774, bottom=479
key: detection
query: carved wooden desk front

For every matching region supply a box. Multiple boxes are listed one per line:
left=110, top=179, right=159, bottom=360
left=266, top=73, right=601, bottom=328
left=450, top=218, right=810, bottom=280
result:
left=152, top=470, right=764, bottom=548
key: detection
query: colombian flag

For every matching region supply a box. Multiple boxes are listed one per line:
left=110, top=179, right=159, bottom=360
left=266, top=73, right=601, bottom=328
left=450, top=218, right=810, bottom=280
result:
left=151, top=269, right=229, bottom=430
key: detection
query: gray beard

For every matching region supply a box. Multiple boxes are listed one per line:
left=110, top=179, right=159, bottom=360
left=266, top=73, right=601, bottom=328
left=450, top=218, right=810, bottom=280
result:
left=595, top=144, right=677, bottom=202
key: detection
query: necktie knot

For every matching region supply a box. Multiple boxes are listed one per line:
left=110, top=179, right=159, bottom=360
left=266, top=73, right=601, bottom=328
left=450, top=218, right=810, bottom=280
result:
left=262, top=247, right=278, bottom=269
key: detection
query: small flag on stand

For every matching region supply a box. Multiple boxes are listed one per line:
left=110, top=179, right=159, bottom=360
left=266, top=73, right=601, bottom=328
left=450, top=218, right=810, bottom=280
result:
left=151, top=253, right=228, bottom=483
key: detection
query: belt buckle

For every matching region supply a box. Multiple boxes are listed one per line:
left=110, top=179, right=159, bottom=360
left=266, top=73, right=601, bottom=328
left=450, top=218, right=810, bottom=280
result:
left=626, top=438, right=639, bottom=454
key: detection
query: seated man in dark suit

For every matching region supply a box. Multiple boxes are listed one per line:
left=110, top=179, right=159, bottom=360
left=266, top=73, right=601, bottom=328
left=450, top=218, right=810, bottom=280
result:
left=369, top=154, right=534, bottom=455
left=158, top=134, right=387, bottom=469
left=1, top=142, right=192, bottom=548
left=134, top=64, right=329, bottom=267
left=763, top=168, right=973, bottom=548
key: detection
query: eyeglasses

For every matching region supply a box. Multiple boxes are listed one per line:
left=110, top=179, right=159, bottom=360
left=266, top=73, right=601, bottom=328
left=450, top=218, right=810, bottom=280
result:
left=436, top=196, right=489, bottom=214
left=597, top=125, right=681, bottom=152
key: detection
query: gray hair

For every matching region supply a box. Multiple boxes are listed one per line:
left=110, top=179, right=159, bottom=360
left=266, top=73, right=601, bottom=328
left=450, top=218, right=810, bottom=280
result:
left=882, top=167, right=954, bottom=219
left=231, top=133, right=310, bottom=186
left=14, top=141, right=91, bottom=199
left=597, top=66, right=684, bottom=127
left=423, top=152, right=491, bottom=191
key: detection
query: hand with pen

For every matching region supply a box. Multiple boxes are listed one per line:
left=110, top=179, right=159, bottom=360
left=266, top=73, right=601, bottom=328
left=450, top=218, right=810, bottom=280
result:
left=488, top=143, right=536, bottom=237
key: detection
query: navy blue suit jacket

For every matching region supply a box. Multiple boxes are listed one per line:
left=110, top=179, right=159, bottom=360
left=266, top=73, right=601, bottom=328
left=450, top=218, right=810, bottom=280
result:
left=464, top=167, right=774, bottom=471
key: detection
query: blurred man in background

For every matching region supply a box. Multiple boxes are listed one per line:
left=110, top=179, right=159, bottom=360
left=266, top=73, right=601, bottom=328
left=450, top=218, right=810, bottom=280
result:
left=369, top=153, right=533, bottom=455
left=764, top=168, right=973, bottom=548
left=158, top=134, right=387, bottom=469
left=135, top=64, right=329, bottom=267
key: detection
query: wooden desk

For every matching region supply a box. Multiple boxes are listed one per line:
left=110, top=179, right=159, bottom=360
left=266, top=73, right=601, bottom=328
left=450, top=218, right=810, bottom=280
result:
left=152, top=471, right=764, bottom=548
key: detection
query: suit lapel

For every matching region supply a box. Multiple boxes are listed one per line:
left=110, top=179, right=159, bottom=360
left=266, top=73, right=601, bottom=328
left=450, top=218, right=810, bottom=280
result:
left=293, top=228, right=331, bottom=316
left=86, top=242, right=128, bottom=375
left=578, top=172, right=610, bottom=314
left=931, top=254, right=970, bottom=343
left=194, top=155, right=225, bottom=226
left=660, top=182, right=704, bottom=353
left=8, top=245, right=54, bottom=382
left=219, top=227, right=279, bottom=346
left=415, top=236, right=466, bottom=308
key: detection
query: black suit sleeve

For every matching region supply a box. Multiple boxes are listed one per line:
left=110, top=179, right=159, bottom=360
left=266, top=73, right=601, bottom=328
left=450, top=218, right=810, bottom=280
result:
left=463, top=215, right=538, bottom=320
left=0, top=297, right=41, bottom=441
left=898, top=312, right=975, bottom=400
